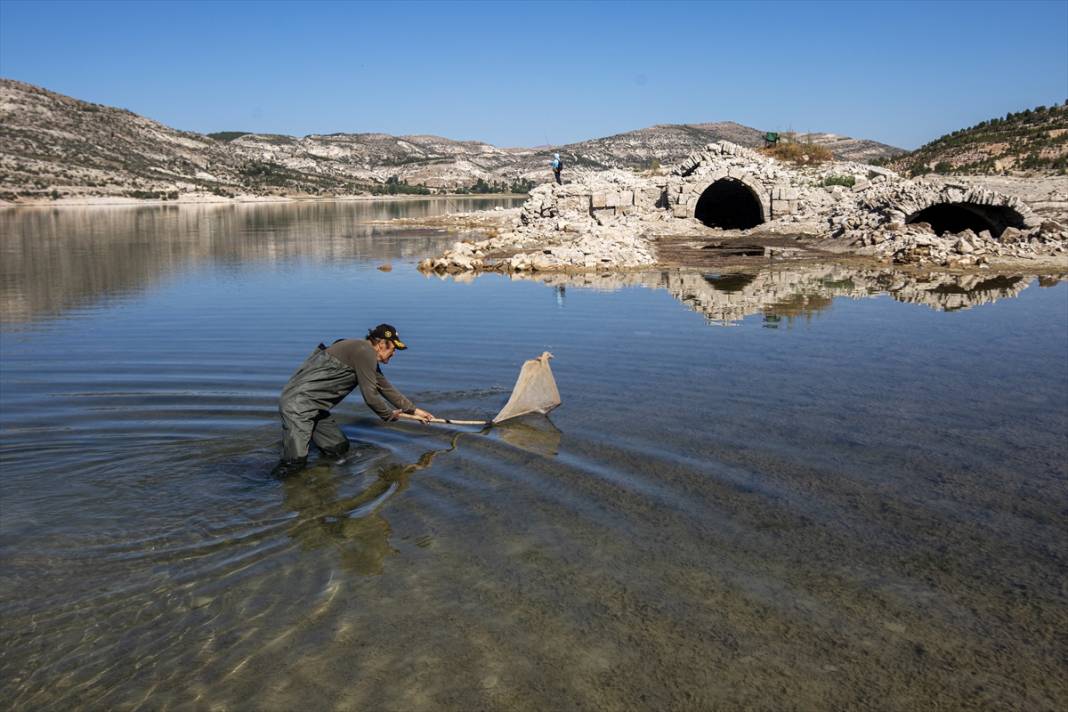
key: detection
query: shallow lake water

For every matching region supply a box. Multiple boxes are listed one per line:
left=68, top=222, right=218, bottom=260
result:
left=1, top=200, right=1066, bottom=710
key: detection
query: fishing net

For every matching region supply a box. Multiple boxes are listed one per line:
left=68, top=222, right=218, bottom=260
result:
left=492, top=352, right=561, bottom=423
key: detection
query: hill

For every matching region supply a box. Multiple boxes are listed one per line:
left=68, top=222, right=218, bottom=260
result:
left=0, top=79, right=905, bottom=202
left=889, top=102, right=1068, bottom=177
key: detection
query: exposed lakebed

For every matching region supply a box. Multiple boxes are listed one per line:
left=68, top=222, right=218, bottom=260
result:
left=1, top=200, right=1066, bottom=710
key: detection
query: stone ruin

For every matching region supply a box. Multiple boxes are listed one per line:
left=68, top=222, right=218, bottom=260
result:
left=419, top=141, right=1067, bottom=273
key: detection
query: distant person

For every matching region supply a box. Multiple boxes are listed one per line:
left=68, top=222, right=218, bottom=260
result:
left=551, top=153, right=564, bottom=185
left=273, top=324, right=434, bottom=477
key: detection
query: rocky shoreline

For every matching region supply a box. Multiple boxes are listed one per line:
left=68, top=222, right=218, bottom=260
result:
left=416, top=141, right=1068, bottom=275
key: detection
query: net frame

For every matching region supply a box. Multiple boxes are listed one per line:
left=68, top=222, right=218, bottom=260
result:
left=492, top=352, right=561, bottom=423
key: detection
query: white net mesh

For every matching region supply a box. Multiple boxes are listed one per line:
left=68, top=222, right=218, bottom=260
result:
left=492, top=352, right=561, bottom=423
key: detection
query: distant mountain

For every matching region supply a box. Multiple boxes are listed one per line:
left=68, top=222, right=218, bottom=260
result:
left=791, top=131, right=906, bottom=165
left=0, top=79, right=905, bottom=202
left=888, top=102, right=1068, bottom=176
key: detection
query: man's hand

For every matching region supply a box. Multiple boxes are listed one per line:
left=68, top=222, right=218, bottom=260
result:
left=411, top=407, right=434, bottom=424
left=390, top=408, right=435, bottom=424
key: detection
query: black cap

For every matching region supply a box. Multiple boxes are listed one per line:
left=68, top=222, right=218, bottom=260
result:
left=368, top=323, right=407, bottom=350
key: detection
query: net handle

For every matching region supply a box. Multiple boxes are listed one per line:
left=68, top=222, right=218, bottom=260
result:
left=395, top=413, right=489, bottom=426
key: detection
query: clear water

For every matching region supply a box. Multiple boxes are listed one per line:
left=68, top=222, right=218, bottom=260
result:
left=1, top=201, right=1066, bottom=710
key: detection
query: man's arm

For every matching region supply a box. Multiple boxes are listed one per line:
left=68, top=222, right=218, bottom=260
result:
left=376, top=370, right=414, bottom=412
left=353, top=352, right=398, bottom=421
left=378, top=369, right=434, bottom=423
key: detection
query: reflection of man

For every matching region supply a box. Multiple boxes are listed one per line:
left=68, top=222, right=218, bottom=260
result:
left=281, top=446, right=445, bottom=575
left=274, top=324, right=434, bottom=477
left=282, top=465, right=397, bottom=576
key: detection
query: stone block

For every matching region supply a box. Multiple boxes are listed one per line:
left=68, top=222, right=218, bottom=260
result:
left=591, top=193, right=606, bottom=209
left=605, top=192, right=618, bottom=208
left=999, top=226, right=1023, bottom=243
left=619, top=190, right=633, bottom=206
left=672, top=204, right=690, bottom=218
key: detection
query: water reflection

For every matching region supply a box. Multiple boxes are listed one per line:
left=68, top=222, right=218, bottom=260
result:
left=281, top=430, right=480, bottom=576
left=470, top=266, right=1067, bottom=325
left=283, top=464, right=400, bottom=576
left=492, top=416, right=562, bottom=457
left=0, top=198, right=520, bottom=324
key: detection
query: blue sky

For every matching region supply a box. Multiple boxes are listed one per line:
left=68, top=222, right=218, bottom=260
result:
left=1, top=0, right=1065, bottom=149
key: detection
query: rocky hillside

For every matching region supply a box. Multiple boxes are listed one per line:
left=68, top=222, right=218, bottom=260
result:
left=0, top=79, right=904, bottom=202
left=792, top=132, right=905, bottom=164
left=888, top=102, right=1068, bottom=176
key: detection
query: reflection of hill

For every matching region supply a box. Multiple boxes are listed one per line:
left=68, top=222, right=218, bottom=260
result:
left=0, top=198, right=516, bottom=323
left=506, top=266, right=1064, bottom=324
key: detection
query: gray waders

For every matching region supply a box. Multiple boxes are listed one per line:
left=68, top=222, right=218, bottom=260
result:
left=277, top=344, right=356, bottom=472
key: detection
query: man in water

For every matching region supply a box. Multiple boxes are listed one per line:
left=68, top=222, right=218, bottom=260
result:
left=273, top=324, right=434, bottom=477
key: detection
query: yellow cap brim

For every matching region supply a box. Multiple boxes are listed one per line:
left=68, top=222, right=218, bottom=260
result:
left=392, top=339, right=407, bottom=350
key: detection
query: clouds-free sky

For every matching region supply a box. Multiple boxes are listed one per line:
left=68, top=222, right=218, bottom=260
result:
left=1, top=0, right=1065, bottom=149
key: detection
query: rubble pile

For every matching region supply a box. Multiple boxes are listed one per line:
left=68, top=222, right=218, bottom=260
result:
left=419, top=170, right=662, bottom=273
left=850, top=220, right=1068, bottom=268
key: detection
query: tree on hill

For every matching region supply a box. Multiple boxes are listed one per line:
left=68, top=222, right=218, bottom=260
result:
left=891, top=101, right=1068, bottom=176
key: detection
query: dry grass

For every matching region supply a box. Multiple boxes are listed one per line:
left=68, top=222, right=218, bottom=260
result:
left=761, top=141, right=834, bottom=165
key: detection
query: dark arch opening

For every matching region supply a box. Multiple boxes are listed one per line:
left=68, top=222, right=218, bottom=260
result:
left=905, top=202, right=1025, bottom=238
left=703, top=272, right=757, bottom=292
left=694, top=179, right=764, bottom=229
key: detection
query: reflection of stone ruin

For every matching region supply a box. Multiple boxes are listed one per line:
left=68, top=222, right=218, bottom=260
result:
left=500, top=265, right=1057, bottom=325
left=422, top=141, right=1067, bottom=273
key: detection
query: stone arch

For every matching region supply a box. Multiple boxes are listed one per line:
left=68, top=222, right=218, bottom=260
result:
left=692, top=175, right=769, bottom=229
left=905, top=201, right=1027, bottom=238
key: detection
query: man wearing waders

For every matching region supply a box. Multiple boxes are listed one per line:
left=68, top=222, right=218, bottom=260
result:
left=274, top=324, right=434, bottom=477
left=551, top=153, right=563, bottom=185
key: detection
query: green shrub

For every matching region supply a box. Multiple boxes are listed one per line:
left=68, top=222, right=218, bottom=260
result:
left=207, top=131, right=250, bottom=142
left=822, top=175, right=855, bottom=188
left=369, top=176, right=431, bottom=195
